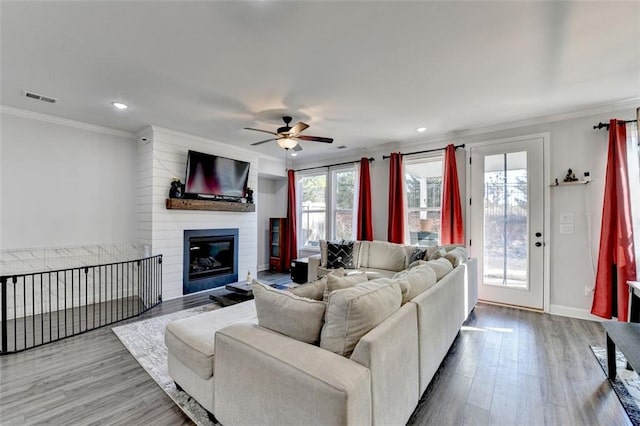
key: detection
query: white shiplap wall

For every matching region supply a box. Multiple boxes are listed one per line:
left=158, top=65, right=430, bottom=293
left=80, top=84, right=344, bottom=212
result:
left=140, top=126, right=258, bottom=300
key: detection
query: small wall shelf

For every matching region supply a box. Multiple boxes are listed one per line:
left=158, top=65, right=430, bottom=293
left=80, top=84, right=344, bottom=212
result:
left=550, top=180, right=590, bottom=187
left=166, top=198, right=255, bottom=212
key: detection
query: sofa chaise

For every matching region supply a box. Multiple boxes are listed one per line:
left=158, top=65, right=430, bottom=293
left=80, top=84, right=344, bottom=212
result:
left=165, top=240, right=478, bottom=425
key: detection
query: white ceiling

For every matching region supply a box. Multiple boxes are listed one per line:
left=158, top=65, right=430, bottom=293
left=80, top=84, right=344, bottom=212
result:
left=1, top=1, right=639, bottom=161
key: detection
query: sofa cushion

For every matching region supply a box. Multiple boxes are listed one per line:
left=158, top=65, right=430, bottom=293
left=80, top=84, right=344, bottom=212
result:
left=362, top=241, right=407, bottom=271
left=423, top=258, right=454, bottom=280
left=252, top=281, right=326, bottom=344
left=320, top=279, right=402, bottom=357
left=164, top=300, right=258, bottom=380
left=327, top=240, right=356, bottom=269
left=288, top=276, right=327, bottom=300
left=323, top=272, right=369, bottom=302
left=393, top=264, right=438, bottom=303
left=445, top=246, right=468, bottom=267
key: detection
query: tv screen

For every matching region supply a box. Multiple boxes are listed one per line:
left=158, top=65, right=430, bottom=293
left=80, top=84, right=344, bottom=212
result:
left=184, top=150, right=250, bottom=199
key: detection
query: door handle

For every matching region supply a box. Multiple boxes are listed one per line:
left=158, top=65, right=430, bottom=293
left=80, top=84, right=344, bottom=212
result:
left=535, top=242, right=542, bottom=247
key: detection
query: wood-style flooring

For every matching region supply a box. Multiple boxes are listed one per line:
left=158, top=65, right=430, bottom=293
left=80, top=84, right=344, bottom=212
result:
left=0, top=297, right=630, bottom=425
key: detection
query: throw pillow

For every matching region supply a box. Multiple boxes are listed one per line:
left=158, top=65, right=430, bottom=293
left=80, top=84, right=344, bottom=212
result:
left=320, top=240, right=328, bottom=267
left=288, top=276, right=328, bottom=301
left=445, top=247, right=468, bottom=267
left=327, top=240, right=355, bottom=269
left=426, top=246, right=447, bottom=261
left=252, top=280, right=326, bottom=344
left=423, top=258, right=454, bottom=280
left=323, top=272, right=368, bottom=302
left=393, top=265, right=438, bottom=303
left=408, top=247, right=427, bottom=264
left=320, top=280, right=402, bottom=357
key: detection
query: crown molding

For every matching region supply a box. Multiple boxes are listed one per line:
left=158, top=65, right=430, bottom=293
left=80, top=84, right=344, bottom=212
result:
left=150, top=125, right=286, bottom=162
left=0, top=105, right=137, bottom=140
left=447, top=97, right=640, bottom=139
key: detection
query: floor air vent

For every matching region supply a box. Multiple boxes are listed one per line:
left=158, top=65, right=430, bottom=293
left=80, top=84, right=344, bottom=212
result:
left=23, top=90, right=57, bottom=104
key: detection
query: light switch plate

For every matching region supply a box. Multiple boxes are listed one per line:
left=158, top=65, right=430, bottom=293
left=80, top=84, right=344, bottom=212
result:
left=560, top=224, right=574, bottom=234
left=560, top=213, right=574, bottom=224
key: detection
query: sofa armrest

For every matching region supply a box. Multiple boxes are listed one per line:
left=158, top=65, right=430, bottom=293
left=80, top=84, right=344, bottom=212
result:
left=214, top=323, right=371, bottom=426
left=307, top=254, right=321, bottom=282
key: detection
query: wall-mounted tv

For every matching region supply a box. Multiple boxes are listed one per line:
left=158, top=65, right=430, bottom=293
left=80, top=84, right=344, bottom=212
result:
left=184, top=150, right=250, bottom=199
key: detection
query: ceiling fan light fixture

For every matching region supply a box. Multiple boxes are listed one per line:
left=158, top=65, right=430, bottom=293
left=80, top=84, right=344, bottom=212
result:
left=277, top=137, right=298, bottom=150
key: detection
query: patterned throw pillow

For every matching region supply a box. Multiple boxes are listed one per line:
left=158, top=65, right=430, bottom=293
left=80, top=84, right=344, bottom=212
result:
left=408, top=247, right=427, bottom=264
left=327, top=240, right=355, bottom=269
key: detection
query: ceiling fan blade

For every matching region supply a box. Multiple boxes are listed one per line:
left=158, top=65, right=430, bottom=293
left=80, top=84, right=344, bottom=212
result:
left=251, top=138, right=277, bottom=146
left=293, top=143, right=303, bottom=152
left=297, top=135, right=334, bottom=143
left=289, top=122, right=309, bottom=135
left=244, top=127, right=278, bottom=136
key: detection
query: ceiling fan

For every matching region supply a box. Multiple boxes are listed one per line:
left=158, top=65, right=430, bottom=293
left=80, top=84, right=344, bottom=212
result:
left=244, top=116, right=333, bottom=151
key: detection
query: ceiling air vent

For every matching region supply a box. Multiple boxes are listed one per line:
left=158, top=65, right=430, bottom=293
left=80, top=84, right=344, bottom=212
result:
left=23, top=90, right=57, bottom=104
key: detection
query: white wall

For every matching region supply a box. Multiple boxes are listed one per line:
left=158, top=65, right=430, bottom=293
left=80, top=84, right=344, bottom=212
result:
left=289, top=103, right=638, bottom=319
left=257, top=176, right=287, bottom=270
left=0, top=108, right=138, bottom=249
left=141, top=126, right=260, bottom=300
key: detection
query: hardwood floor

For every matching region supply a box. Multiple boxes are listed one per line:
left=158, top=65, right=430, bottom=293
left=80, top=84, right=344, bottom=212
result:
left=0, top=298, right=630, bottom=425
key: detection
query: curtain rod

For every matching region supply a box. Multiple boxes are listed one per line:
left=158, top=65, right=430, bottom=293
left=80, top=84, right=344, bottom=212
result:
left=293, top=157, right=375, bottom=173
left=593, top=119, right=637, bottom=130
left=382, top=143, right=465, bottom=160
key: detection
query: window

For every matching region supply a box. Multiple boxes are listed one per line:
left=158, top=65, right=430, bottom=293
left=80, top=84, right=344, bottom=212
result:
left=405, top=157, right=443, bottom=246
left=333, top=169, right=355, bottom=240
left=299, top=173, right=326, bottom=247
left=298, top=167, right=355, bottom=248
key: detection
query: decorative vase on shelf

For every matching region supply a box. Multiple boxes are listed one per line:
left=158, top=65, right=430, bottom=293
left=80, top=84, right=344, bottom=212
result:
left=246, top=270, right=252, bottom=283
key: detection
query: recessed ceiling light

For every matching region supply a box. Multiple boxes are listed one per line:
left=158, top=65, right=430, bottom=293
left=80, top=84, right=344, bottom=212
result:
left=416, top=127, right=427, bottom=133
left=111, top=102, right=128, bottom=110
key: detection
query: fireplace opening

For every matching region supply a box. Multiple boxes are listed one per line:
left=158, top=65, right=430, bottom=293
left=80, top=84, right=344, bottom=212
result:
left=183, top=229, right=238, bottom=294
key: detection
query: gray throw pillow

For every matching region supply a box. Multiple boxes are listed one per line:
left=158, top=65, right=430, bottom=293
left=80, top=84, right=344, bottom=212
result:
left=288, top=276, right=327, bottom=301
left=320, top=280, right=402, bottom=357
left=323, top=272, right=368, bottom=302
left=252, top=280, right=326, bottom=344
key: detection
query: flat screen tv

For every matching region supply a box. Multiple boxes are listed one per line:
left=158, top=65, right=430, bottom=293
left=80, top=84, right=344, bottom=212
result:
left=184, top=150, right=250, bottom=199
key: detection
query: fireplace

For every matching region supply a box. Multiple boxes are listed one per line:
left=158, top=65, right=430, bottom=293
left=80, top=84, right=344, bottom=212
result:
left=183, top=229, right=238, bottom=294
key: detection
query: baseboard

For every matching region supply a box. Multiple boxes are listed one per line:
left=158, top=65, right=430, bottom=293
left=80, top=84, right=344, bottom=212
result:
left=549, top=304, right=605, bottom=321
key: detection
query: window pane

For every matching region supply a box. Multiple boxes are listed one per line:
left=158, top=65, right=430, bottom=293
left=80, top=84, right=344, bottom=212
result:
left=483, top=152, right=528, bottom=288
left=301, top=175, right=326, bottom=209
left=405, top=159, right=443, bottom=246
left=335, top=170, right=354, bottom=210
left=335, top=211, right=353, bottom=240
left=300, top=211, right=325, bottom=247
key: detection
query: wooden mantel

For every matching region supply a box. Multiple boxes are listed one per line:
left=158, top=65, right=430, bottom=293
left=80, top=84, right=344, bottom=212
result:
left=165, top=198, right=255, bottom=212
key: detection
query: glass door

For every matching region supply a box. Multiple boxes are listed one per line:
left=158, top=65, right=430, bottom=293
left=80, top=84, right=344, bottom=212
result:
left=470, top=137, right=545, bottom=310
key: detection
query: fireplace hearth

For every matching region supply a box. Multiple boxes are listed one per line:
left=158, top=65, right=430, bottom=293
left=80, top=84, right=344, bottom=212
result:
left=183, top=229, right=238, bottom=294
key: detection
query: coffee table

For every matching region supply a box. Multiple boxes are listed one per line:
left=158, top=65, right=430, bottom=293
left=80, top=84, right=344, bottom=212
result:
left=209, top=281, right=253, bottom=307
left=602, top=321, right=640, bottom=379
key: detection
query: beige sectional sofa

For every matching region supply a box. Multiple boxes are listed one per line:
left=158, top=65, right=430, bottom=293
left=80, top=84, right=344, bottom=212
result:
left=165, top=240, right=477, bottom=425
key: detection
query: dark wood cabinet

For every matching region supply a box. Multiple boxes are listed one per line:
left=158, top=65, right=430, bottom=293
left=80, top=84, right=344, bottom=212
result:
left=269, top=218, right=286, bottom=272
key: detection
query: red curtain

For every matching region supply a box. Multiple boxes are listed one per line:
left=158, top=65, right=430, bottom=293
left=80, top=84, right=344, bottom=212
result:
left=592, top=119, right=637, bottom=321
left=387, top=153, right=405, bottom=243
left=284, top=169, right=298, bottom=271
left=357, top=158, right=374, bottom=241
left=440, top=144, right=464, bottom=244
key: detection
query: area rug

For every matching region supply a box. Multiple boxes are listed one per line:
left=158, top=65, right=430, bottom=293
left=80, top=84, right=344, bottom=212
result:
left=590, top=345, right=640, bottom=425
left=112, top=304, right=221, bottom=426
